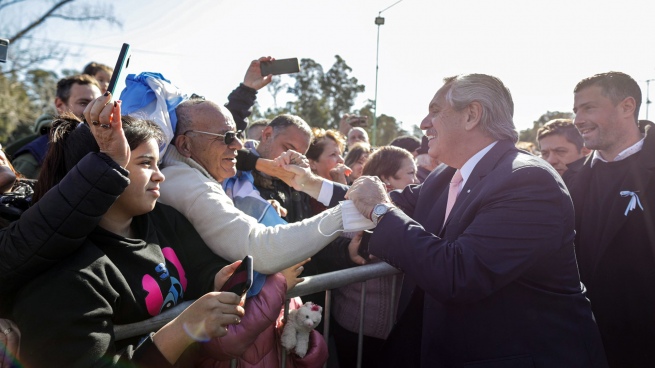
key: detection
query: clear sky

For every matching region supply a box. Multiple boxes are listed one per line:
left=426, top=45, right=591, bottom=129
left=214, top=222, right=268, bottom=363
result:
left=8, top=0, right=655, bottom=133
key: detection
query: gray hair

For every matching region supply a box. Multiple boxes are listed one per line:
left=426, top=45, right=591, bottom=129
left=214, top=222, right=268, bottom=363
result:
left=174, top=98, right=225, bottom=137
left=441, top=74, right=518, bottom=143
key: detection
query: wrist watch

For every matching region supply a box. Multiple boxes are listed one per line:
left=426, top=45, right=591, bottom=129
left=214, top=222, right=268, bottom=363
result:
left=371, top=203, right=395, bottom=225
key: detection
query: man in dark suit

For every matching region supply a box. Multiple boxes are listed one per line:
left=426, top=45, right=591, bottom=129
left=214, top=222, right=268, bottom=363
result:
left=565, top=72, right=655, bottom=367
left=347, top=74, right=607, bottom=367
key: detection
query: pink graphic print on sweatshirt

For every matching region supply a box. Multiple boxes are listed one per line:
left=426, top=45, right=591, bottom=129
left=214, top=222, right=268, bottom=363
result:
left=143, top=247, right=189, bottom=316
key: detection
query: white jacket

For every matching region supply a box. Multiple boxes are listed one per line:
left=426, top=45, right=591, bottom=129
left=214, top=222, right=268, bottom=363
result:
left=159, top=147, right=343, bottom=274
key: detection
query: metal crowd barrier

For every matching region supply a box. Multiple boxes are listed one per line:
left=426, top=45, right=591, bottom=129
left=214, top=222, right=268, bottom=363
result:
left=115, top=262, right=402, bottom=368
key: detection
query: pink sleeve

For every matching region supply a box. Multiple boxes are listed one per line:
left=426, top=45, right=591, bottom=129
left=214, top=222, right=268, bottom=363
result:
left=201, top=273, right=287, bottom=360
left=287, top=330, right=329, bottom=368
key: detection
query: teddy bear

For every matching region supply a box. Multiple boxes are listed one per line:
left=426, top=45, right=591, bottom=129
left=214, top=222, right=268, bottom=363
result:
left=280, top=301, right=323, bottom=358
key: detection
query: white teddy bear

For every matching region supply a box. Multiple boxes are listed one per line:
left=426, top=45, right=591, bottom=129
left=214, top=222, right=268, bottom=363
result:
left=280, top=301, right=323, bottom=358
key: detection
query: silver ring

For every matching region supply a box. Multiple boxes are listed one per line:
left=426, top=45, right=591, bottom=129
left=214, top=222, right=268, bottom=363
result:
left=2, top=327, right=12, bottom=335
left=92, top=121, right=100, bottom=126
left=100, top=123, right=110, bottom=129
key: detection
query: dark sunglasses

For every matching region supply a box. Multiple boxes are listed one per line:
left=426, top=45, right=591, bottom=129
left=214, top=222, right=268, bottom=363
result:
left=183, top=130, right=243, bottom=145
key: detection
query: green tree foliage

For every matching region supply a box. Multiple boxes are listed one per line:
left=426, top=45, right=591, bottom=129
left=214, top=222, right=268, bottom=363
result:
left=320, top=55, right=365, bottom=127
left=519, top=111, right=574, bottom=144
left=253, top=55, right=407, bottom=143
left=284, top=56, right=365, bottom=129
left=0, top=0, right=119, bottom=144
left=0, top=69, right=59, bottom=145
left=358, top=101, right=408, bottom=146
left=285, top=58, right=330, bottom=127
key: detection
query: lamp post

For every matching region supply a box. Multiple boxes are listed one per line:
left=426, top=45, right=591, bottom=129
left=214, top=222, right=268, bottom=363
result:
left=372, top=0, right=403, bottom=146
left=646, top=79, right=654, bottom=120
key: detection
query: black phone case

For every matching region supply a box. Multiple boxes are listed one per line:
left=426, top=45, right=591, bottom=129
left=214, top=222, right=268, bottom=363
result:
left=107, top=43, right=131, bottom=95
left=220, top=256, right=253, bottom=297
left=260, top=58, right=300, bottom=76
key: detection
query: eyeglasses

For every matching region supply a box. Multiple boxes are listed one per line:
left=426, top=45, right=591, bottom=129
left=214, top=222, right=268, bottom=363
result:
left=183, top=130, right=243, bottom=145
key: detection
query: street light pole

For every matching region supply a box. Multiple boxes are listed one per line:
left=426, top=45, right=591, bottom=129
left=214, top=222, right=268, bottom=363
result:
left=372, top=0, right=403, bottom=146
left=646, top=79, right=654, bottom=120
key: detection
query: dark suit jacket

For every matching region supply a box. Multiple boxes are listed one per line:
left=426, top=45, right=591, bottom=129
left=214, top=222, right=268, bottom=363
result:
left=563, top=122, right=655, bottom=365
left=370, top=140, right=607, bottom=368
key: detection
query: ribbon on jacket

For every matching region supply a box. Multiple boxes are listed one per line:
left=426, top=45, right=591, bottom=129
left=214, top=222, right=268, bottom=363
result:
left=620, top=190, right=644, bottom=216
left=223, top=171, right=288, bottom=298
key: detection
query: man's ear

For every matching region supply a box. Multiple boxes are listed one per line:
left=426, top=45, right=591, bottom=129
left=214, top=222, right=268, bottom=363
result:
left=619, top=96, right=636, bottom=119
left=464, top=101, right=482, bottom=131
left=260, top=126, right=274, bottom=144
left=174, top=135, right=192, bottom=158
left=54, top=98, right=67, bottom=115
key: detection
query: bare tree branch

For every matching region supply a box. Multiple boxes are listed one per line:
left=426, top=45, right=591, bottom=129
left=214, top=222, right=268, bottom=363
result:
left=49, top=13, right=120, bottom=26
left=9, top=0, right=75, bottom=43
left=0, top=0, right=26, bottom=13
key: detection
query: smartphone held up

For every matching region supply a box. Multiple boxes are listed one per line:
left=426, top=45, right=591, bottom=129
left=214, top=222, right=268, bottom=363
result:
left=260, top=58, right=300, bottom=76
left=107, top=43, right=131, bottom=96
left=220, top=255, right=254, bottom=299
left=348, top=115, right=368, bottom=127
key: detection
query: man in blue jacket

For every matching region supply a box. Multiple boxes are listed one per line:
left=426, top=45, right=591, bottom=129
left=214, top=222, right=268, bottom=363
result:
left=347, top=73, right=607, bottom=367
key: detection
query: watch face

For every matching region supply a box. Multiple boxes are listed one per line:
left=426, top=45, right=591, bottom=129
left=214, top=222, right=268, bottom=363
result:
left=374, top=204, right=388, bottom=215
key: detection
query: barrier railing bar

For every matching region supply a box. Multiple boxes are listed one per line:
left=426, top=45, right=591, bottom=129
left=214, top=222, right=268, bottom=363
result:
left=114, top=262, right=403, bottom=360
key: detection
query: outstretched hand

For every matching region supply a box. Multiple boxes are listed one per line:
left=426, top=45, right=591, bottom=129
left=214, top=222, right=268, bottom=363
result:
left=83, top=92, right=130, bottom=169
left=281, top=258, right=309, bottom=291
left=346, top=176, right=391, bottom=219
left=243, top=56, right=275, bottom=90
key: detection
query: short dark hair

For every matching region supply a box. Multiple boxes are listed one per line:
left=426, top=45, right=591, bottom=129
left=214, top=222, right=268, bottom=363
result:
left=389, top=135, right=421, bottom=154
left=362, top=145, right=413, bottom=180
left=574, top=71, right=641, bottom=121
left=537, top=119, right=584, bottom=151
left=246, top=119, right=269, bottom=138
left=268, top=114, right=312, bottom=140
left=56, top=74, right=100, bottom=104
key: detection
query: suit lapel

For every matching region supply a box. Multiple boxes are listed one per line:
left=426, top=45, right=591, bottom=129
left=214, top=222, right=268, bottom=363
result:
left=418, top=165, right=454, bottom=235
left=441, top=140, right=515, bottom=232
left=565, top=156, right=593, bottom=236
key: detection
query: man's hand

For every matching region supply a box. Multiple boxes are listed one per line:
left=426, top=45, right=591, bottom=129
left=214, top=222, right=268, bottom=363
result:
left=274, top=150, right=309, bottom=168
left=346, top=176, right=391, bottom=219
left=338, top=114, right=353, bottom=136
left=243, top=56, right=274, bottom=91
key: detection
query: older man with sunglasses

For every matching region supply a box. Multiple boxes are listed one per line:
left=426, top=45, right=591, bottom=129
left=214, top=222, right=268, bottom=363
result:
left=159, top=97, right=349, bottom=274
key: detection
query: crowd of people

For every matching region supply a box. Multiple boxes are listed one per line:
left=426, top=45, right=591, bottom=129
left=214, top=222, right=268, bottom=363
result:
left=0, top=54, right=652, bottom=368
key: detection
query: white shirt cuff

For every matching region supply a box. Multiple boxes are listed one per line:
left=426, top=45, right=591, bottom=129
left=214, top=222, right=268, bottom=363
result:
left=317, top=180, right=334, bottom=207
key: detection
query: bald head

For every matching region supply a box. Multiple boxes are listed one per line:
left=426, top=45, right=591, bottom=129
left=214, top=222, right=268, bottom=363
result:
left=175, top=99, right=235, bottom=138
left=347, top=127, right=369, bottom=150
